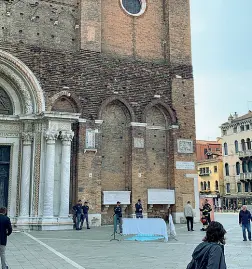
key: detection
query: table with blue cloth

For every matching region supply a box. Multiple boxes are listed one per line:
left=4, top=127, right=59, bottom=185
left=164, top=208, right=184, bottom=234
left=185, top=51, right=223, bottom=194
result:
left=122, top=218, right=168, bottom=242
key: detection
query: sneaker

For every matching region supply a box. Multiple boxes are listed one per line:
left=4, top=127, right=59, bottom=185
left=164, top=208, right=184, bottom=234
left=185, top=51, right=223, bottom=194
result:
left=87, top=227, right=90, bottom=229
left=191, top=229, right=195, bottom=231
left=243, top=239, right=247, bottom=241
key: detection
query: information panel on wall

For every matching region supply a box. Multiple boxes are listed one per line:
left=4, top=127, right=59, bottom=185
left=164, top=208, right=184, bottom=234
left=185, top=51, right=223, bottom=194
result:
left=103, top=191, right=131, bottom=205
left=148, top=189, right=175, bottom=205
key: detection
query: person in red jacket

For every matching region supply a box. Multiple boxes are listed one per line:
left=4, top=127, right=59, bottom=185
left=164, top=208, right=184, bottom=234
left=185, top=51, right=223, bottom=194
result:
left=0, top=207, right=12, bottom=269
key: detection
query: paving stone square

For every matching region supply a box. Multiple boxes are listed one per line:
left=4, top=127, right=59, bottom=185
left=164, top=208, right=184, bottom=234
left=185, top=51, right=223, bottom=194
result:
left=3, top=213, right=250, bottom=269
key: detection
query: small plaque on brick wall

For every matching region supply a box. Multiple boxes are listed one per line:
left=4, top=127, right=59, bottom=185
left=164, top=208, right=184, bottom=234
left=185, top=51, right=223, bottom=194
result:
left=177, top=139, right=193, bottom=153
left=134, top=138, right=144, bottom=148
left=86, top=129, right=96, bottom=149
left=176, top=161, right=195, bottom=170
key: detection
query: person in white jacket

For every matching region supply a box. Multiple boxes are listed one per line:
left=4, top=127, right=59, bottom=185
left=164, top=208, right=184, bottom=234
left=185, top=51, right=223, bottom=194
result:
left=184, top=201, right=194, bottom=231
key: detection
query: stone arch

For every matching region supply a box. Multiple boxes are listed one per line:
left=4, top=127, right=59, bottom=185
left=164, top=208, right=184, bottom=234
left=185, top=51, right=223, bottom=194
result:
left=100, top=98, right=132, bottom=224
left=0, top=49, right=45, bottom=114
left=142, top=100, right=177, bottom=124
left=48, top=91, right=82, bottom=113
left=98, top=96, right=135, bottom=122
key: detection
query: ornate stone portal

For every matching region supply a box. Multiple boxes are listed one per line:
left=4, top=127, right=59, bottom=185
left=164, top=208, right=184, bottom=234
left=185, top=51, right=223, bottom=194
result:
left=0, top=50, right=80, bottom=230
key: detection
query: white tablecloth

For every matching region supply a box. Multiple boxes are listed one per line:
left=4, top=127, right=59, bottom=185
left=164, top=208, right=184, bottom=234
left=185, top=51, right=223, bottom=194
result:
left=122, top=218, right=168, bottom=241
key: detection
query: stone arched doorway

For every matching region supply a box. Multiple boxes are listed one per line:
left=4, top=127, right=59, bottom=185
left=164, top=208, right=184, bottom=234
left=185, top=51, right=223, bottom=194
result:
left=0, top=50, right=80, bottom=230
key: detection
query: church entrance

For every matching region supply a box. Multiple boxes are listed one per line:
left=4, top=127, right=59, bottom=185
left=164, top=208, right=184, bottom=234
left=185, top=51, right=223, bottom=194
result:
left=0, top=146, right=11, bottom=208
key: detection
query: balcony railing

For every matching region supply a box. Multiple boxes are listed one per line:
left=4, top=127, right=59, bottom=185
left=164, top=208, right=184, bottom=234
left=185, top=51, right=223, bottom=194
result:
left=238, top=150, right=252, bottom=158
left=199, top=172, right=210, bottom=176
left=240, top=172, right=252, bottom=181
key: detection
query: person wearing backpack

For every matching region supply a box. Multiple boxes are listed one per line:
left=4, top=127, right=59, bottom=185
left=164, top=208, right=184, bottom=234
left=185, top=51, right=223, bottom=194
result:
left=186, top=221, right=227, bottom=269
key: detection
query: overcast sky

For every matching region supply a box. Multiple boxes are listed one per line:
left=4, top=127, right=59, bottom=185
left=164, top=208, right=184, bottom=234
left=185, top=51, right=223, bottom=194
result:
left=190, top=0, right=252, bottom=140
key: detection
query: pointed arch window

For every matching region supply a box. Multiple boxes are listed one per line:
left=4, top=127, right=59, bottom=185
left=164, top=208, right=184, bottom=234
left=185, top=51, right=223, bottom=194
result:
left=236, top=162, right=241, bottom=175
left=225, top=163, right=229, bottom=176
left=247, top=138, right=251, bottom=150
left=215, top=181, right=219, bottom=191
left=241, top=139, right=246, bottom=151
left=224, top=143, right=228, bottom=155
left=234, top=140, right=239, bottom=153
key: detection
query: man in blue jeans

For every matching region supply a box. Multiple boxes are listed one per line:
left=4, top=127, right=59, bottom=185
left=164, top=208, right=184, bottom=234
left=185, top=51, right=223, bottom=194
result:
left=239, top=205, right=252, bottom=241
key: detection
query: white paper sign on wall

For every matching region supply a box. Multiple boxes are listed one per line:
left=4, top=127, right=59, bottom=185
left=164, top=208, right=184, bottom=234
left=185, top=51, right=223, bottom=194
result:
left=103, top=191, right=131, bottom=205
left=176, top=161, right=195, bottom=170
left=148, top=189, right=175, bottom=205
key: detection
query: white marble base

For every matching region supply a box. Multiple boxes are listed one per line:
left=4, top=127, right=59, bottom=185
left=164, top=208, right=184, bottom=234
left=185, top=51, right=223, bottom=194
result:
left=172, top=212, right=184, bottom=224
left=89, top=214, right=101, bottom=227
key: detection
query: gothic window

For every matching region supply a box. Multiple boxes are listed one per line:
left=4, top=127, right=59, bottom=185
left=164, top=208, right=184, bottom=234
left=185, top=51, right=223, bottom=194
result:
left=203, top=181, right=207, bottom=191
left=200, top=182, right=204, bottom=191
left=236, top=162, right=240, bottom=175
left=241, top=139, right=246, bottom=151
left=242, top=161, right=247, bottom=173
left=224, top=143, right=228, bottom=155
left=247, top=138, right=251, bottom=150
left=0, top=87, right=13, bottom=115
left=234, top=140, right=239, bottom=153
left=245, top=182, right=249, bottom=192
left=225, top=163, right=229, bottom=176
left=207, top=181, right=210, bottom=190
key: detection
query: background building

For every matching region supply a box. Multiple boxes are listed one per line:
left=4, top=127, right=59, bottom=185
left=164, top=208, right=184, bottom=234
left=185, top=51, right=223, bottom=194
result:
left=221, top=111, right=252, bottom=208
left=197, top=140, right=224, bottom=208
left=0, top=0, right=196, bottom=229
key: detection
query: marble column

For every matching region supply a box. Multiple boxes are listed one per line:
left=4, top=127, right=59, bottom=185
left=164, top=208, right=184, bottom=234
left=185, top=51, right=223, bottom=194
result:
left=59, top=131, right=74, bottom=217
left=43, top=131, right=58, bottom=218
left=19, top=132, right=34, bottom=217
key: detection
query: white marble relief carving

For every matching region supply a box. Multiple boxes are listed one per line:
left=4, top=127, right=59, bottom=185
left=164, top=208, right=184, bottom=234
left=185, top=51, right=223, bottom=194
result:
left=177, top=139, right=193, bottom=154
left=134, top=138, right=144, bottom=148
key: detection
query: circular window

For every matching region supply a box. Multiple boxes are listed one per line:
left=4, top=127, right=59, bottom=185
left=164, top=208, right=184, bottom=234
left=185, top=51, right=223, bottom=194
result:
left=120, top=0, right=147, bottom=17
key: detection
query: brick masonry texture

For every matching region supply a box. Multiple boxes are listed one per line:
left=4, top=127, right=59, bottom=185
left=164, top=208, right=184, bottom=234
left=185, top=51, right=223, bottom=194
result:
left=0, top=0, right=196, bottom=223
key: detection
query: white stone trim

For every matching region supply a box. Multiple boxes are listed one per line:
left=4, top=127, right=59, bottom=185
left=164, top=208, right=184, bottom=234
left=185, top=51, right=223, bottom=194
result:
left=130, top=122, right=147, bottom=127
left=95, top=120, right=103, bottom=124
left=79, top=118, right=87, bottom=123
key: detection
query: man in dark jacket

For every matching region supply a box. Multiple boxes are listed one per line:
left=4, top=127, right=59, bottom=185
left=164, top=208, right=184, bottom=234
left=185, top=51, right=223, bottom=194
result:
left=200, top=199, right=212, bottom=231
left=114, top=201, right=123, bottom=234
left=73, top=200, right=83, bottom=230
left=135, top=199, right=143, bottom=218
left=239, top=205, right=252, bottom=241
left=0, top=207, right=12, bottom=269
left=81, top=202, right=90, bottom=229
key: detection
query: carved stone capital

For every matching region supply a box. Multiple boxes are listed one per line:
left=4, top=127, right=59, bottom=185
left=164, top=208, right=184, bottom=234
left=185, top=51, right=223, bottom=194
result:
left=22, top=132, right=34, bottom=144
left=60, top=131, right=74, bottom=146
left=44, top=131, right=58, bottom=143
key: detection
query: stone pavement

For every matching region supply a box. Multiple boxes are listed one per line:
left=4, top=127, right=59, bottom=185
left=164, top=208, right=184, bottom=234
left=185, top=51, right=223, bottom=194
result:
left=3, top=213, right=251, bottom=269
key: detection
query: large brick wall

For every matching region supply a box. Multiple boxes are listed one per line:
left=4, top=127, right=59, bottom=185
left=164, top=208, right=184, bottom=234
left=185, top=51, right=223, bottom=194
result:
left=0, top=0, right=197, bottom=223
left=0, top=0, right=79, bottom=51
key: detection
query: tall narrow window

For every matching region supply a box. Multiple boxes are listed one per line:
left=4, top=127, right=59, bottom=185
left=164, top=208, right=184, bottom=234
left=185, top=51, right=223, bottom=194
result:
left=247, top=138, right=251, bottom=150
left=237, top=183, right=242, bottom=193
left=234, top=140, right=239, bottom=153
left=226, top=183, right=230, bottom=193
left=248, top=160, right=252, bottom=172
left=204, top=181, right=207, bottom=191
left=241, top=139, right=246, bottom=151
left=200, top=182, right=204, bottom=191
left=225, top=163, right=229, bottom=176
left=236, top=162, right=240, bottom=175
left=224, top=143, right=228, bottom=155
left=242, top=161, right=247, bottom=173
left=215, top=181, right=219, bottom=191
left=207, top=181, right=210, bottom=190
left=245, top=182, right=249, bottom=192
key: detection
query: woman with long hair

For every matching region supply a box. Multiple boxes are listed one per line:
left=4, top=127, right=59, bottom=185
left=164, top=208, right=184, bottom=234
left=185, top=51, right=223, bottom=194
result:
left=187, top=221, right=227, bottom=269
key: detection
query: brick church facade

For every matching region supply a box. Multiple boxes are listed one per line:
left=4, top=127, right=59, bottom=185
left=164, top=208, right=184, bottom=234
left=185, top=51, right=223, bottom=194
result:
left=0, top=0, right=197, bottom=229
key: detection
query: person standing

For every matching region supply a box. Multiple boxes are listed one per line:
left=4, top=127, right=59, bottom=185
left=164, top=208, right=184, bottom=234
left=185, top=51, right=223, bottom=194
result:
left=114, top=201, right=123, bottom=234
left=239, top=205, right=251, bottom=241
left=200, top=199, right=212, bottom=231
left=81, top=201, right=90, bottom=229
left=73, top=200, right=83, bottom=230
left=184, top=201, right=194, bottom=231
left=0, top=207, right=12, bottom=269
left=135, top=199, right=143, bottom=218
left=186, top=221, right=227, bottom=269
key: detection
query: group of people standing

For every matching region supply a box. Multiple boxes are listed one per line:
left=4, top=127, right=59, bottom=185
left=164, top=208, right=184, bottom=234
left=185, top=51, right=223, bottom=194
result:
left=184, top=199, right=212, bottom=232
left=72, top=200, right=90, bottom=230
